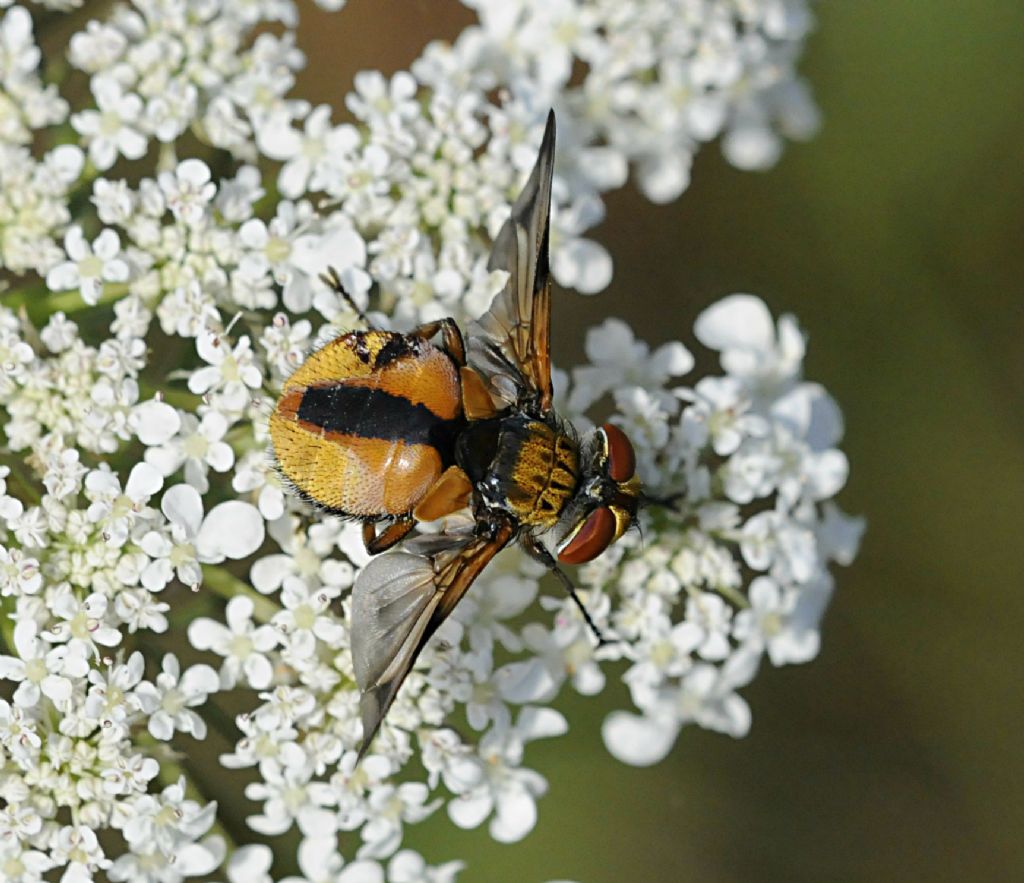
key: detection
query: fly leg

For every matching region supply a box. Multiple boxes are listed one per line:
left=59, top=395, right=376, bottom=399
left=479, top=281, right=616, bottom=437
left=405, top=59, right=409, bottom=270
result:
left=519, top=534, right=613, bottom=647
left=363, top=518, right=415, bottom=555
left=459, top=365, right=497, bottom=419
left=412, top=466, right=474, bottom=522
left=320, top=266, right=370, bottom=326
left=410, top=303, right=490, bottom=421
left=408, top=318, right=466, bottom=367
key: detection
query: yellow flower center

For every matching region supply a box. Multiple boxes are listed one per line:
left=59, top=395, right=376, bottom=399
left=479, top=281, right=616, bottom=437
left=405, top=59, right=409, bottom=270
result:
left=266, top=235, right=292, bottom=263
left=229, top=634, right=253, bottom=658
left=293, top=604, right=316, bottom=631
left=77, top=255, right=103, bottom=279
left=99, top=110, right=122, bottom=136
left=182, top=432, right=209, bottom=459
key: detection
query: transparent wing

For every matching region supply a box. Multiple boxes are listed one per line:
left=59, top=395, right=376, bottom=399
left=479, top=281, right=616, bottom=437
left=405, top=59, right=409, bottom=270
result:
left=350, top=518, right=515, bottom=757
left=468, top=110, right=556, bottom=414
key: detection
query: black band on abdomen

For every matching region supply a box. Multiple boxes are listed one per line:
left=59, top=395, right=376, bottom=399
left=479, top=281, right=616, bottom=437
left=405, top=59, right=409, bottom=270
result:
left=297, top=384, right=462, bottom=453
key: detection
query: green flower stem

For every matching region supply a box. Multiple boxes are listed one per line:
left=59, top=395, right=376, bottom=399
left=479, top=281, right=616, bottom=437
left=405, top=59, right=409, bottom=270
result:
left=0, top=455, right=41, bottom=506
left=1, top=281, right=130, bottom=326
left=202, top=693, right=244, bottom=746
left=0, top=593, right=16, bottom=653
left=137, top=380, right=201, bottom=411
left=681, top=573, right=749, bottom=611
left=136, top=729, right=238, bottom=852
left=225, top=423, right=259, bottom=451
left=42, top=56, right=68, bottom=89
left=201, top=563, right=280, bottom=623
left=715, top=582, right=750, bottom=610
left=0, top=283, right=48, bottom=312
left=47, top=281, right=130, bottom=313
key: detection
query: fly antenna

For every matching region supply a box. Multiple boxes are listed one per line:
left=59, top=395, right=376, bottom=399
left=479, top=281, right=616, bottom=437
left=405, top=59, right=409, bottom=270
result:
left=639, top=489, right=684, bottom=510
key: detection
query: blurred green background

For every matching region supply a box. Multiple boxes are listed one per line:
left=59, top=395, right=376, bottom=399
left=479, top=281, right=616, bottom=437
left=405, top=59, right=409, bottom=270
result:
left=292, top=1, right=1024, bottom=880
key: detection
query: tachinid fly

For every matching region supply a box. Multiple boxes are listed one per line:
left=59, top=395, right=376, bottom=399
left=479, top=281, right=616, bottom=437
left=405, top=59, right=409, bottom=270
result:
left=270, top=112, right=641, bottom=756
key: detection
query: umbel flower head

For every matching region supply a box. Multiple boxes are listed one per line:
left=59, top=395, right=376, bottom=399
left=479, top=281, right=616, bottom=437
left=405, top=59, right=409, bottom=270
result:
left=0, top=1, right=860, bottom=880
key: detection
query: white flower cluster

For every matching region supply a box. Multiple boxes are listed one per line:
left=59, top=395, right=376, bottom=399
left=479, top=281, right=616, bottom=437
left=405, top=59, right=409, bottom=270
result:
left=0, top=379, right=261, bottom=877
left=0, top=6, right=66, bottom=148
left=0, top=4, right=79, bottom=275
left=251, top=0, right=821, bottom=319
left=564, top=299, right=864, bottom=765
left=0, top=0, right=855, bottom=880
left=446, top=0, right=820, bottom=200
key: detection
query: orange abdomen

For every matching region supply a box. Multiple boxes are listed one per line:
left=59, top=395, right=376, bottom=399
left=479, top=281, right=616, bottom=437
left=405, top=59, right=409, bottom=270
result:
left=270, top=331, right=463, bottom=517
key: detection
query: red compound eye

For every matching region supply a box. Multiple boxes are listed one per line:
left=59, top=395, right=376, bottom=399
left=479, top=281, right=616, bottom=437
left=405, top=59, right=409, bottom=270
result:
left=602, top=422, right=636, bottom=482
left=558, top=506, right=615, bottom=565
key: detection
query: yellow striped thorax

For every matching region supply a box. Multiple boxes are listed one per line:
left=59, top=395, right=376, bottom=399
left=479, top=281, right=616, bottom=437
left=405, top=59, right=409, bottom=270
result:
left=454, top=413, right=580, bottom=530
left=505, top=420, right=580, bottom=528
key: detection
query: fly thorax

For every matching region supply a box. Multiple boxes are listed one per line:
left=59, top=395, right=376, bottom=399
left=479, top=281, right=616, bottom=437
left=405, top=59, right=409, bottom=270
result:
left=459, top=413, right=581, bottom=528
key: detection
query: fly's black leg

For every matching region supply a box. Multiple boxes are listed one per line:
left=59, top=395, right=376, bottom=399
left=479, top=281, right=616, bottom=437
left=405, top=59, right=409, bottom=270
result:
left=320, top=266, right=369, bottom=326
left=519, top=534, right=613, bottom=647
left=409, top=318, right=466, bottom=367
left=473, top=506, right=516, bottom=543
left=439, top=320, right=466, bottom=367
left=363, top=518, right=415, bottom=555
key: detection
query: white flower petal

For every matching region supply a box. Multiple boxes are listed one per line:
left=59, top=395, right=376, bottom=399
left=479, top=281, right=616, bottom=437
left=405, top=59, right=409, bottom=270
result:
left=162, top=484, right=204, bottom=535
left=181, top=663, right=220, bottom=697
left=497, top=659, right=558, bottom=704
left=602, top=711, right=680, bottom=766
left=148, top=712, right=174, bottom=741
left=577, top=147, right=627, bottom=190
left=187, top=617, right=228, bottom=651
left=118, top=126, right=148, bottom=160
left=292, top=226, right=366, bottom=279
left=250, top=554, right=292, bottom=593
left=132, top=400, right=181, bottom=445
left=652, top=341, right=694, bottom=377
left=41, top=674, right=73, bottom=703
left=226, top=844, right=273, bottom=881
left=278, top=159, right=311, bottom=200
left=92, top=228, right=120, bottom=260
left=516, top=706, right=568, bottom=741
left=490, top=788, right=537, bottom=843
left=178, top=158, right=212, bottom=186
left=196, top=331, right=224, bottom=365
left=175, top=842, right=223, bottom=875
left=206, top=441, right=234, bottom=472
left=552, top=238, right=612, bottom=294
left=0, top=656, right=26, bottom=679
left=64, top=225, right=88, bottom=260
left=125, top=462, right=163, bottom=500
left=244, top=654, right=273, bottom=689
left=723, top=125, right=782, bottom=170
left=805, top=450, right=849, bottom=500
left=447, top=792, right=492, bottom=829
left=198, top=501, right=265, bottom=561
left=638, top=151, right=692, bottom=203
left=694, top=294, right=775, bottom=354
left=339, top=861, right=386, bottom=883
left=45, top=262, right=79, bottom=292
left=49, top=144, right=85, bottom=184
left=225, top=595, right=255, bottom=631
